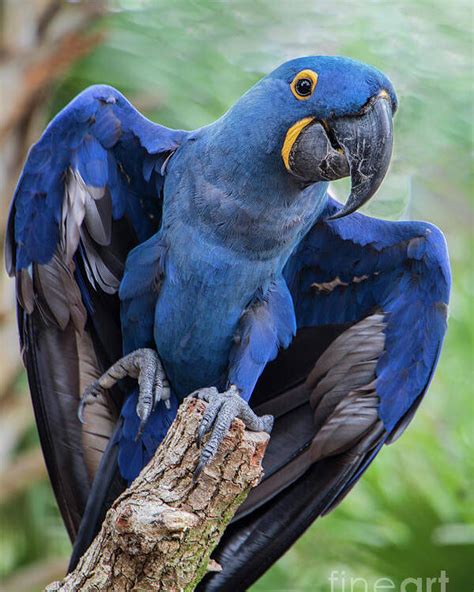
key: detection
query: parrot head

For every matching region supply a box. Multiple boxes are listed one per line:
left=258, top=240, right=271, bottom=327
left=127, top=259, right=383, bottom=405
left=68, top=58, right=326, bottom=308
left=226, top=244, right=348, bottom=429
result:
left=271, top=56, right=397, bottom=218
left=223, top=56, right=397, bottom=219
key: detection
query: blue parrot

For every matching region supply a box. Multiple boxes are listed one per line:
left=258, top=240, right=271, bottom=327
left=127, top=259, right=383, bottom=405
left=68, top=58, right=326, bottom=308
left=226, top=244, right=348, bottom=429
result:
left=6, top=56, right=450, bottom=589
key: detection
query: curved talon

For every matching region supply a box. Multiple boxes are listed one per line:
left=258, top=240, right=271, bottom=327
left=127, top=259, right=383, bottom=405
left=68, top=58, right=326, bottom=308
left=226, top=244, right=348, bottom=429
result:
left=78, top=399, right=87, bottom=424
left=155, top=378, right=170, bottom=411
left=193, top=448, right=214, bottom=482
left=135, top=420, right=147, bottom=442
left=192, top=384, right=273, bottom=481
left=78, top=383, right=103, bottom=424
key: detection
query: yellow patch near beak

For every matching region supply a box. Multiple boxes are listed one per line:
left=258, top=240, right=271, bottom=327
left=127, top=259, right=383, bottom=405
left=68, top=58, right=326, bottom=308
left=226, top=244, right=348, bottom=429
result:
left=281, top=117, right=315, bottom=172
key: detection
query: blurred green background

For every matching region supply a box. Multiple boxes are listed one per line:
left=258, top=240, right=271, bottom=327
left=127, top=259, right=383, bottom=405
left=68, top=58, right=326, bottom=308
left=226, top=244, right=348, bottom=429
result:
left=0, top=1, right=472, bottom=590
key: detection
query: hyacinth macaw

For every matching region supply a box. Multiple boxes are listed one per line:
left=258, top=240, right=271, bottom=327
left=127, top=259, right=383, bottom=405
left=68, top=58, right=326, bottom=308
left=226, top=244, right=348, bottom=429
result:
left=6, top=56, right=450, bottom=589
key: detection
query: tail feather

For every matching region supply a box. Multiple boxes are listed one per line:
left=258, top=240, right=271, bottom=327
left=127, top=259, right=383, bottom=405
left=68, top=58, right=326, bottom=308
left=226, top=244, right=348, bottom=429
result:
left=68, top=420, right=125, bottom=572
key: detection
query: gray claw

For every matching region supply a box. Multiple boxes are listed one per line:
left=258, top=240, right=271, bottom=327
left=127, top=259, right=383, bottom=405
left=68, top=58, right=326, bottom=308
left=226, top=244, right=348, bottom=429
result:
left=135, top=420, right=147, bottom=442
left=78, top=383, right=103, bottom=423
left=193, top=458, right=206, bottom=482
left=78, top=348, right=169, bottom=439
left=160, top=378, right=172, bottom=410
left=193, top=384, right=273, bottom=481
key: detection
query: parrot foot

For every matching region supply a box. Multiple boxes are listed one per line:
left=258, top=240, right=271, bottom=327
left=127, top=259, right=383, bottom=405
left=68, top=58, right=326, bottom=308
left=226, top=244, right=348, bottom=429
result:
left=191, top=384, right=273, bottom=481
left=78, top=348, right=170, bottom=439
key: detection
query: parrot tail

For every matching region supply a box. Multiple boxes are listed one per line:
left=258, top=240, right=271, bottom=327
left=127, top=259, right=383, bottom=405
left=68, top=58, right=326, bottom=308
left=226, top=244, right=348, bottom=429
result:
left=68, top=419, right=125, bottom=572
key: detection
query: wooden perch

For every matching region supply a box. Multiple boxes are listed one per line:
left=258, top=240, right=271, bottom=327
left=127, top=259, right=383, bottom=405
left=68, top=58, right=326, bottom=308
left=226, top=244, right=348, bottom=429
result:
left=45, top=397, right=269, bottom=592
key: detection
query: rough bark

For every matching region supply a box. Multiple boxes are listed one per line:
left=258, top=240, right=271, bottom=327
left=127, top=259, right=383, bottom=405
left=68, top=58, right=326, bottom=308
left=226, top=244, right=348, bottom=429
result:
left=45, top=397, right=269, bottom=592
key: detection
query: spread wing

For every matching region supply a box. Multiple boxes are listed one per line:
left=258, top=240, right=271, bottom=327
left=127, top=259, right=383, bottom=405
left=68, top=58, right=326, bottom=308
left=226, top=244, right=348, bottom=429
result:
left=5, top=85, right=186, bottom=539
left=201, top=197, right=451, bottom=591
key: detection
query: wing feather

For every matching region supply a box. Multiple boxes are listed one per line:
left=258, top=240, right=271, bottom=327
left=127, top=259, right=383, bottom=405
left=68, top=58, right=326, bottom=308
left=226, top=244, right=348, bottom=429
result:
left=6, top=85, right=187, bottom=538
left=204, top=197, right=450, bottom=590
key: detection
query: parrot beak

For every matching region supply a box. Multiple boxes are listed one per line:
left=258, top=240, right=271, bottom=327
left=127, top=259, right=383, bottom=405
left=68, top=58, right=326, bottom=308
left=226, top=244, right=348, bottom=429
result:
left=289, top=93, right=394, bottom=219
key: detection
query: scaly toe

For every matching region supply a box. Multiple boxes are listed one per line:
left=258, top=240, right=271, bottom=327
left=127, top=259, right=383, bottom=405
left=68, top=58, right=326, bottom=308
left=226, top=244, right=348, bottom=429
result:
left=260, top=414, right=274, bottom=433
left=191, top=386, right=219, bottom=403
left=191, top=385, right=274, bottom=481
left=197, top=394, right=224, bottom=447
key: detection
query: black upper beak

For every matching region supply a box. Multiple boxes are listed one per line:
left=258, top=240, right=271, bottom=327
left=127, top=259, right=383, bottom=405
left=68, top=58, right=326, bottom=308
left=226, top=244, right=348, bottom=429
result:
left=289, top=94, right=394, bottom=219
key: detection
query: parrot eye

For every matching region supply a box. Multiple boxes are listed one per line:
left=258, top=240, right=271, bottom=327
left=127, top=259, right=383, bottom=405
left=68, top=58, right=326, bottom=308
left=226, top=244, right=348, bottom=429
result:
left=290, top=69, right=318, bottom=100
left=295, top=79, right=312, bottom=96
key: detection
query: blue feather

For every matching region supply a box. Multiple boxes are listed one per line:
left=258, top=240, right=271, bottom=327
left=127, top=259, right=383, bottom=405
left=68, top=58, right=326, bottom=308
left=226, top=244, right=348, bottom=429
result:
left=228, top=278, right=296, bottom=400
left=9, top=84, right=187, bottom=273
left=118, top=388, right=179, bottom=483
left=7, top=58, right=450, bottom=493
left=284, top=197, right=451, bottom=434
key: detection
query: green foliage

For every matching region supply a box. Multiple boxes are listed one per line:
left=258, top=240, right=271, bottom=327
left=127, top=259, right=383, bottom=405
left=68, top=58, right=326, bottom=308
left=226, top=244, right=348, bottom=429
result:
left=2, top=1, right=472, bottom=589
left=0, top=483, right=70, bottom=578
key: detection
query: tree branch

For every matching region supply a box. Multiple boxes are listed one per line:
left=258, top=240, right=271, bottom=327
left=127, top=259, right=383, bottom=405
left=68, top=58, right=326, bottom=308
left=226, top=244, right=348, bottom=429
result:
left=45, top=397, right=269, bottom=591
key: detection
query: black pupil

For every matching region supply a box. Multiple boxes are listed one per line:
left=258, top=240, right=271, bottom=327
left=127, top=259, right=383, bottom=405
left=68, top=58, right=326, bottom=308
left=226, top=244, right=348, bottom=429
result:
left=295, top=78, right=312, bottom=96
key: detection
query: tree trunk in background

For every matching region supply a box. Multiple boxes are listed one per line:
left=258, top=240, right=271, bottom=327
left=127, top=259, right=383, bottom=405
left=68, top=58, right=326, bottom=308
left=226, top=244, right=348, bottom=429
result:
left=0, top=0, right=105, bottom=232
left=0, top=3, right=105, bottom=584
left=0, top=0, right=105, bottom=412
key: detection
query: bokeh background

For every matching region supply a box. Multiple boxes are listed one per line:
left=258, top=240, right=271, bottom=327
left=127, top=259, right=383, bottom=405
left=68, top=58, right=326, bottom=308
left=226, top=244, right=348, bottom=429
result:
left=0, top=1, right=472, bottom=590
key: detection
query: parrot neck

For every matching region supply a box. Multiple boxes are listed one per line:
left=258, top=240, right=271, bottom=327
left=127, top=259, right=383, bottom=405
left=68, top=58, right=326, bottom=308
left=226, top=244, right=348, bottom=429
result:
left=165, top=127, right=329, bottom=263
left=205, top=97, right=294, bottom=197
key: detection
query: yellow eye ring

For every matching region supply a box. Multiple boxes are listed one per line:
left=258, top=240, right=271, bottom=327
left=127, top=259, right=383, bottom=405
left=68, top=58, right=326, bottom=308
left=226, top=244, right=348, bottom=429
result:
left=290, top=69, right=318, bottom=100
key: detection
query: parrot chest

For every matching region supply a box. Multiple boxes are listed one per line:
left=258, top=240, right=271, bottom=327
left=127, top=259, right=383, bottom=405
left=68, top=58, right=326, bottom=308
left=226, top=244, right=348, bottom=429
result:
left=153, top=148, right=329, bottom=397
left=153, top=232, right=279, bottom=398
